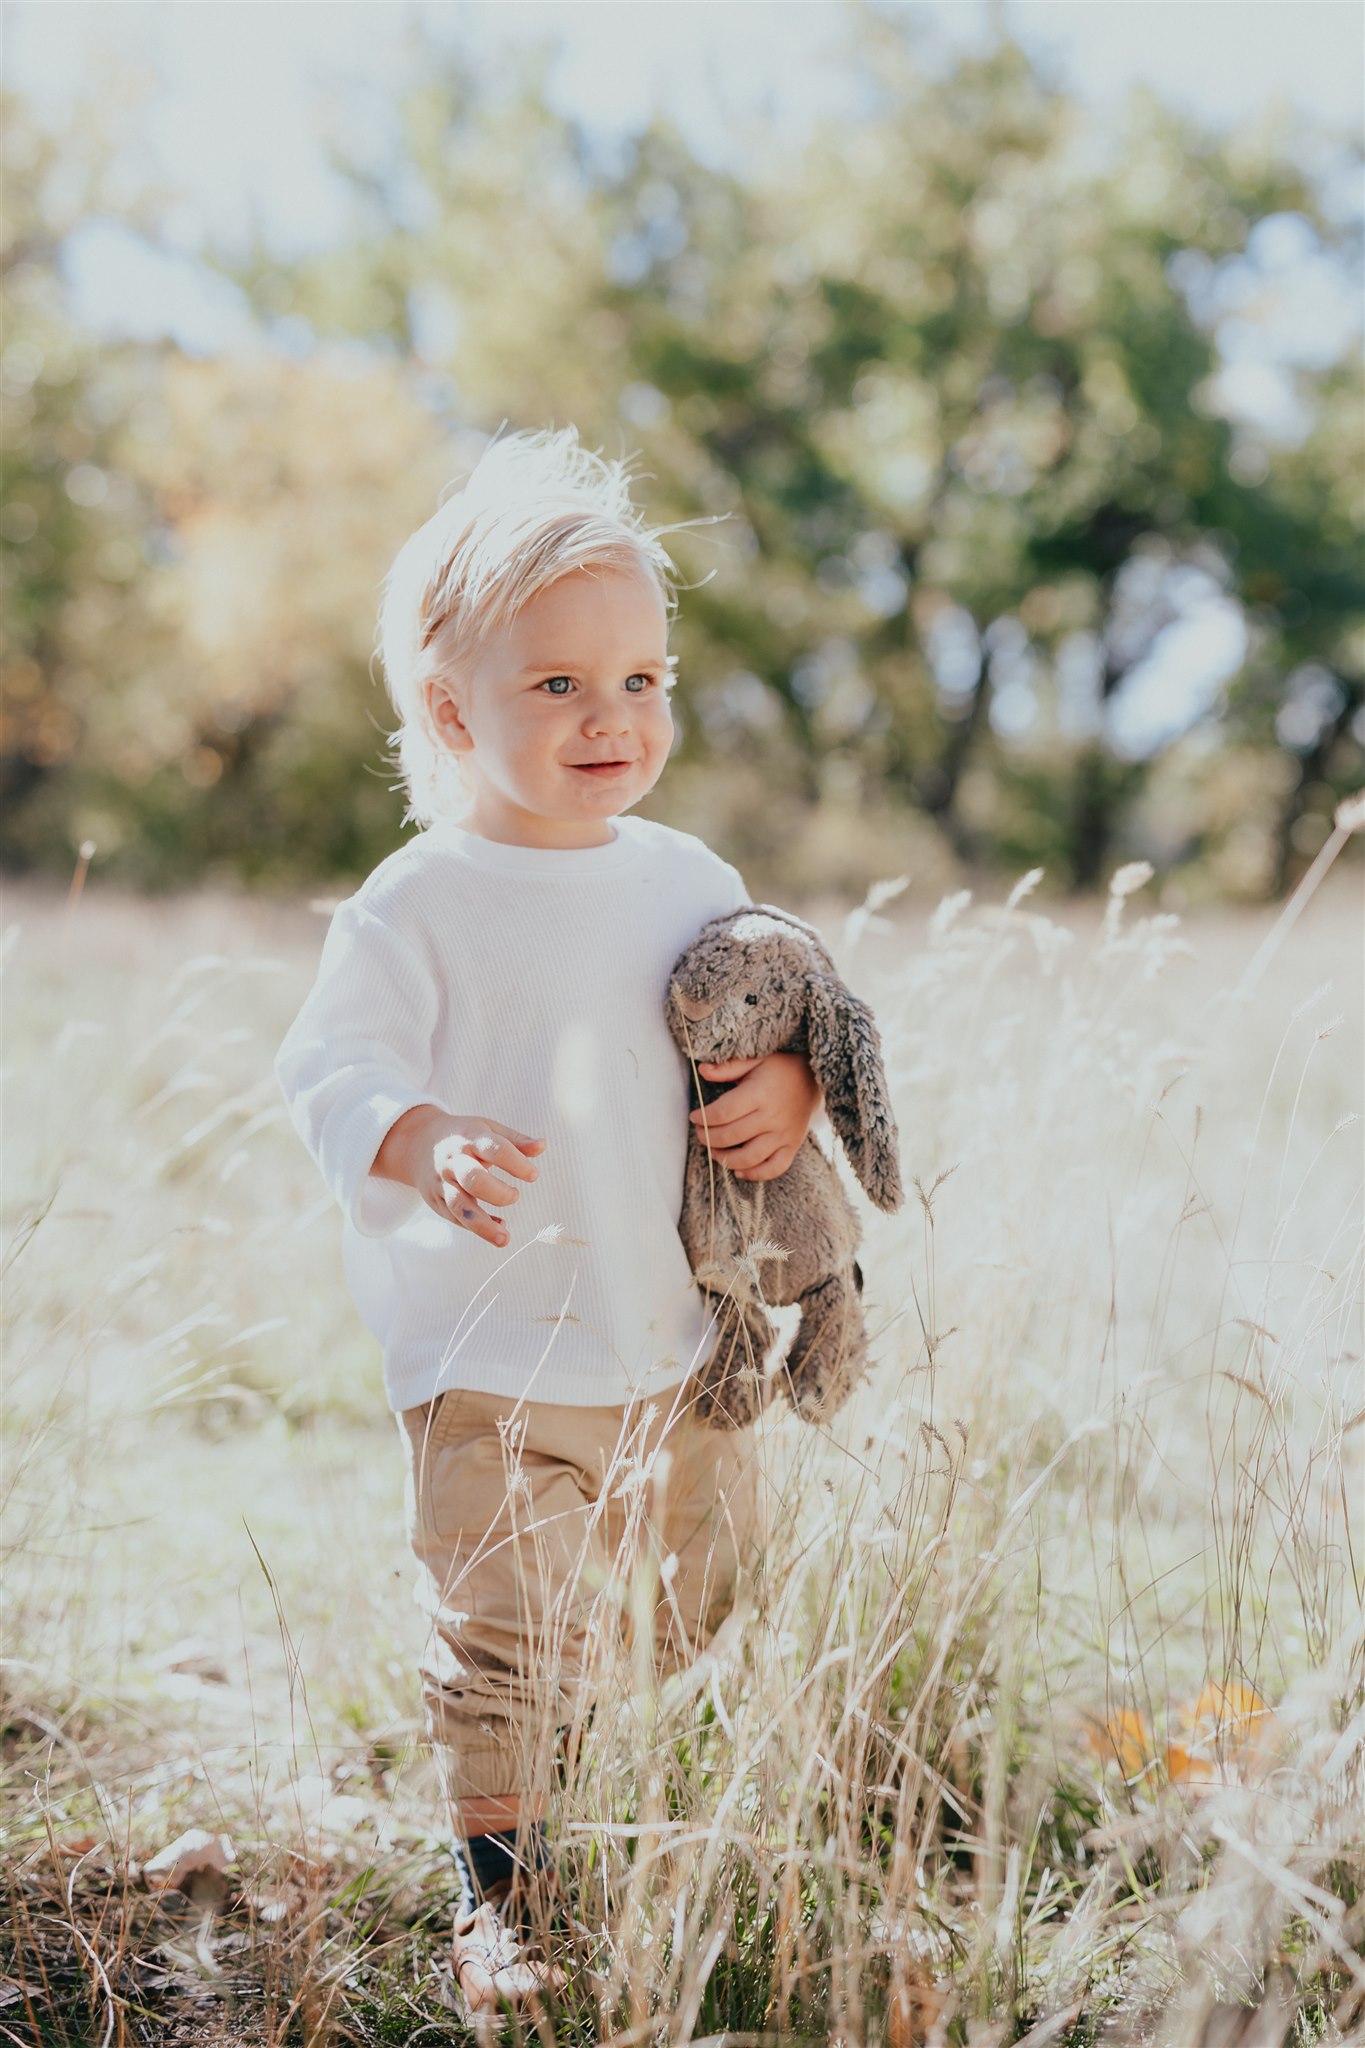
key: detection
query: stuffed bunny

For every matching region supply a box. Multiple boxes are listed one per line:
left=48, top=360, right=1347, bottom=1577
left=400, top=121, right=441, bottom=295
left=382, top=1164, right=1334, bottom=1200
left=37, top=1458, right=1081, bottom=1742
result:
left=667, top=904, right=904, bottom=1429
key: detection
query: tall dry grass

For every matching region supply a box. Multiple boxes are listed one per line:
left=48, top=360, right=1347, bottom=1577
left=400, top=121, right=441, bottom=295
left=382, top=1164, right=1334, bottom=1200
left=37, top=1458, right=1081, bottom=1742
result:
left=2, top=844, right=1361, bottom=2046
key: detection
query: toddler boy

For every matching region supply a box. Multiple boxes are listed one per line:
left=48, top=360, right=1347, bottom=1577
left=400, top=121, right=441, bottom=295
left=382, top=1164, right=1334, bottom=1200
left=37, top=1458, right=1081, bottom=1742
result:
left=273, top=426, right=823, bottom=2018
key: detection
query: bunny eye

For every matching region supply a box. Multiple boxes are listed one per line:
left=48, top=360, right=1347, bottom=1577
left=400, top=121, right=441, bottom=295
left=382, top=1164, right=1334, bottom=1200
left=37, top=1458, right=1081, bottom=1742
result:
left=744, top=993, right=759, bottom=1006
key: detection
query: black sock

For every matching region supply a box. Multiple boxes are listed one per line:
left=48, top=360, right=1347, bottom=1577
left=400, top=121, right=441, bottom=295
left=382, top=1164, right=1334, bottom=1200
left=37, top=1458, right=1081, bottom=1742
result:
left=449, top=1835, right=478, bottom=1920
left=452, top=1822, right=553, bottom=1929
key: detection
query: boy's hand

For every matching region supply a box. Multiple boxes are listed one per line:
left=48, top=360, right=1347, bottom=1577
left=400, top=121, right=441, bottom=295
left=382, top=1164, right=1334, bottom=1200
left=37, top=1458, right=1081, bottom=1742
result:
left=688, top=1052, right=823, bottom=1182
left=373, top=1105, right=545, bottom=1247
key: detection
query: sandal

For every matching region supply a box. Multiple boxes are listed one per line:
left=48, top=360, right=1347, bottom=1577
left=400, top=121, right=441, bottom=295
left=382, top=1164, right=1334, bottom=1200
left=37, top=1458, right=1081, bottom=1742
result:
left=443, top=1891, right=569, bottom=2035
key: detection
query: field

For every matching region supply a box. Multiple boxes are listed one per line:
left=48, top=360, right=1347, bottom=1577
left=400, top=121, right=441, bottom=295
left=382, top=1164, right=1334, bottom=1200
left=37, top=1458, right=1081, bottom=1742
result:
left=2, top=857, right=1362, bottom=2047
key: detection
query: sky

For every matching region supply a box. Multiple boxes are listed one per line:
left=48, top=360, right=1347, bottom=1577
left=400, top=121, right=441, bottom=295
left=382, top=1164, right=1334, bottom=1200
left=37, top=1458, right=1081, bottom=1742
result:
left=8, top=2, right=1363, bottom=280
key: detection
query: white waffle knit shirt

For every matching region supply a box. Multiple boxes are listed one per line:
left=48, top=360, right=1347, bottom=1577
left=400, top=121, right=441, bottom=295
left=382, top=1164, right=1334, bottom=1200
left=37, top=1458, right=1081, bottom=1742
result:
left=274, top=812, right=752, bottom=1413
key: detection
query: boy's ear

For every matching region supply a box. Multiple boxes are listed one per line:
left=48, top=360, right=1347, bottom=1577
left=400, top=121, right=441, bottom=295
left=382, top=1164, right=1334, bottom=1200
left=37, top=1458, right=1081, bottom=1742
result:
left=426, top=674, right=472, bottom=753
left=804, top=969, right=904, bottom=1213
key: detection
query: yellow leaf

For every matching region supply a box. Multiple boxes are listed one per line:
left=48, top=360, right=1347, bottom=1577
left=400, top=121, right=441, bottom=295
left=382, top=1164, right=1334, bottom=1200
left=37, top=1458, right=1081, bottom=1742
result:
left=1086, top=1707, right=1153, bottom=1777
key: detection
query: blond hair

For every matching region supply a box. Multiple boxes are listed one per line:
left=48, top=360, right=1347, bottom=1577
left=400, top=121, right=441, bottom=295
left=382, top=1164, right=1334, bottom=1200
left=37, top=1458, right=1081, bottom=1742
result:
left=377, top=425, right=685, bottom=828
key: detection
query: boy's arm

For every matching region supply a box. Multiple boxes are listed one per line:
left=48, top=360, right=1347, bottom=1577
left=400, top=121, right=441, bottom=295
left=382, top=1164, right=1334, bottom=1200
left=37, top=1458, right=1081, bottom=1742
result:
left=274, top=897, right=449, bottom=1238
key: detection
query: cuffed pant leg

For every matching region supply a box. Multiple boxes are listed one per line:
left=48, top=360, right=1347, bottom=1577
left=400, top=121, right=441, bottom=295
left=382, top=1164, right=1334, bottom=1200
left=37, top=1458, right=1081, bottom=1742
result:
left=398, top=1389, right=614, bottom=1824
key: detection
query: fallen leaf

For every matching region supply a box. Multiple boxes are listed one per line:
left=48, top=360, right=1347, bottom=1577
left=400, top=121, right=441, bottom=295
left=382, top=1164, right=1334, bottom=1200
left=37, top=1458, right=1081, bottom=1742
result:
left=248, top=1880, right=305, bottom=1925
left=151, top=1637, right=231, bottom=1685
left=887, top=1972, right=953, bottom=2048
left=1167, top=1680, right=1276, bottom=1785
left=144, top=1828, right=235, bottom=1896
left=1085, top=1707, right=1153, bottom=1778
left=1164, top=1740, right=1218, bottom=1788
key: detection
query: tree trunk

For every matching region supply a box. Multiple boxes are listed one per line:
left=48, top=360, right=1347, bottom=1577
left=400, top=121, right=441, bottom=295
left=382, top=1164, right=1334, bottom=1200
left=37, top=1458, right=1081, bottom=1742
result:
left=911, top=648, right=991, bottom=866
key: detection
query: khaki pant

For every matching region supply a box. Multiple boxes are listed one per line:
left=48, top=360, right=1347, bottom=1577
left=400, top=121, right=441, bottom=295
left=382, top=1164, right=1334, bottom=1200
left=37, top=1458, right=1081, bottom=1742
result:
left=397, top=1378, right=763, bottom=1824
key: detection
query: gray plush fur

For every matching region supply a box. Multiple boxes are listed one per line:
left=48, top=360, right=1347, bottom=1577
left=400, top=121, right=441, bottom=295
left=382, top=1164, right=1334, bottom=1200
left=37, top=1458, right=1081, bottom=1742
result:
left=667, top=904, right=904, bottom=1430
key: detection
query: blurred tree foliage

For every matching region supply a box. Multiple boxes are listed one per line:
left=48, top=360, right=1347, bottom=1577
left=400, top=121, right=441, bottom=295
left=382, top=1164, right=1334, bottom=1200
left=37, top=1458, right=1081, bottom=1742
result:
left=1, top=10, right=1361, bottom=899
left=2, top=96, right=166, bottom=836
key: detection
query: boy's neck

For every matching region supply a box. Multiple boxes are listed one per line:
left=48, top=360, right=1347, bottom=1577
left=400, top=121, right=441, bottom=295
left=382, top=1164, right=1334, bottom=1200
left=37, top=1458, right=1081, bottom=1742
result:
left=457, top=796, right=622, bottom=851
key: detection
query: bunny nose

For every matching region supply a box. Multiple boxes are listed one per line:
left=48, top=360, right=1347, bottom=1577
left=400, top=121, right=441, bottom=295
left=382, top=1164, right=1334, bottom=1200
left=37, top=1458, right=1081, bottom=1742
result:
left=673, top=990, right=715, bottom=1024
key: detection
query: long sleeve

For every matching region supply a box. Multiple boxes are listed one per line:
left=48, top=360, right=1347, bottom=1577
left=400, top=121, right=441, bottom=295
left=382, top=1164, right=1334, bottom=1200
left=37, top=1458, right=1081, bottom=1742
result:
left=274, top=897, right=449, bottom=1238
left=272, top=815, right=780, bottom=1412
left=723, top=860, right=752, bottom=912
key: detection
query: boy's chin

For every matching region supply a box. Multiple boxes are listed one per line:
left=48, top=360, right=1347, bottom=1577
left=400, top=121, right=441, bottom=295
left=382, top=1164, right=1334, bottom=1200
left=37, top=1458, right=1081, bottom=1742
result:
left=561, top=771, right=655, bottom=808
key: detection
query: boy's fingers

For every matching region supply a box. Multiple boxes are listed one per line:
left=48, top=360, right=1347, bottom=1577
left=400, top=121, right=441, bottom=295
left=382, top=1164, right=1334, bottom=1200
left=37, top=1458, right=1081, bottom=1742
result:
left=689, top=1087, right=759, bottom=1128
left=728, top=1141, right=786, bottom=1176
left=441, top=1186, right=508, bottom=1244
left=694, top=1107, right=769, bottom=1145
left=442, top=1157, right=520, bottom=1202
left=487, top=1120, right=546, bottom=1153
left=462, top=1131, right=539, bottom=1182
left=497, top=1140, right=540, bottom=1180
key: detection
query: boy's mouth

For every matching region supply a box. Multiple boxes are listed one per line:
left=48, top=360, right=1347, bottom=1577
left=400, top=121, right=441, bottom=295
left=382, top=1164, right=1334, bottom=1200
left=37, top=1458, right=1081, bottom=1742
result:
left=569, top=760, right=634, bottom=777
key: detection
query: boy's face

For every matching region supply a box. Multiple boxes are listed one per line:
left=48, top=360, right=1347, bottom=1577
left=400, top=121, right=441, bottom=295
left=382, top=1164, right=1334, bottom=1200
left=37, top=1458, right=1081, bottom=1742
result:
left=427, top=558, right=676, bottom=848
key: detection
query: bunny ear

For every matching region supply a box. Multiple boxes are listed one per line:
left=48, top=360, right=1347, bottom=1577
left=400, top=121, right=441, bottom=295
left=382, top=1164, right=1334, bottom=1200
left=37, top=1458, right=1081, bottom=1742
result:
left=805, top=969, right=905, bottom=1212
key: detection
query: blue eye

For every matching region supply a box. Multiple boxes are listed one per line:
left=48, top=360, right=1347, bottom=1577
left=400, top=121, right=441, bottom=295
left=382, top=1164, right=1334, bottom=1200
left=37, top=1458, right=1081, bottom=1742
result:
left=539, top=673, right=659, bottom=696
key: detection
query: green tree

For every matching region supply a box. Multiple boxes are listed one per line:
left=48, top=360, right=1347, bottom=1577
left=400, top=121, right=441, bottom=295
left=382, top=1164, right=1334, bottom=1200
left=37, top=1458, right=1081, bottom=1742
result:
left=4, top=11, right=1361, bottom=897
left=0, top=88, right=163, bottom=866
left=249, top=10, right=1362, bottom=893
